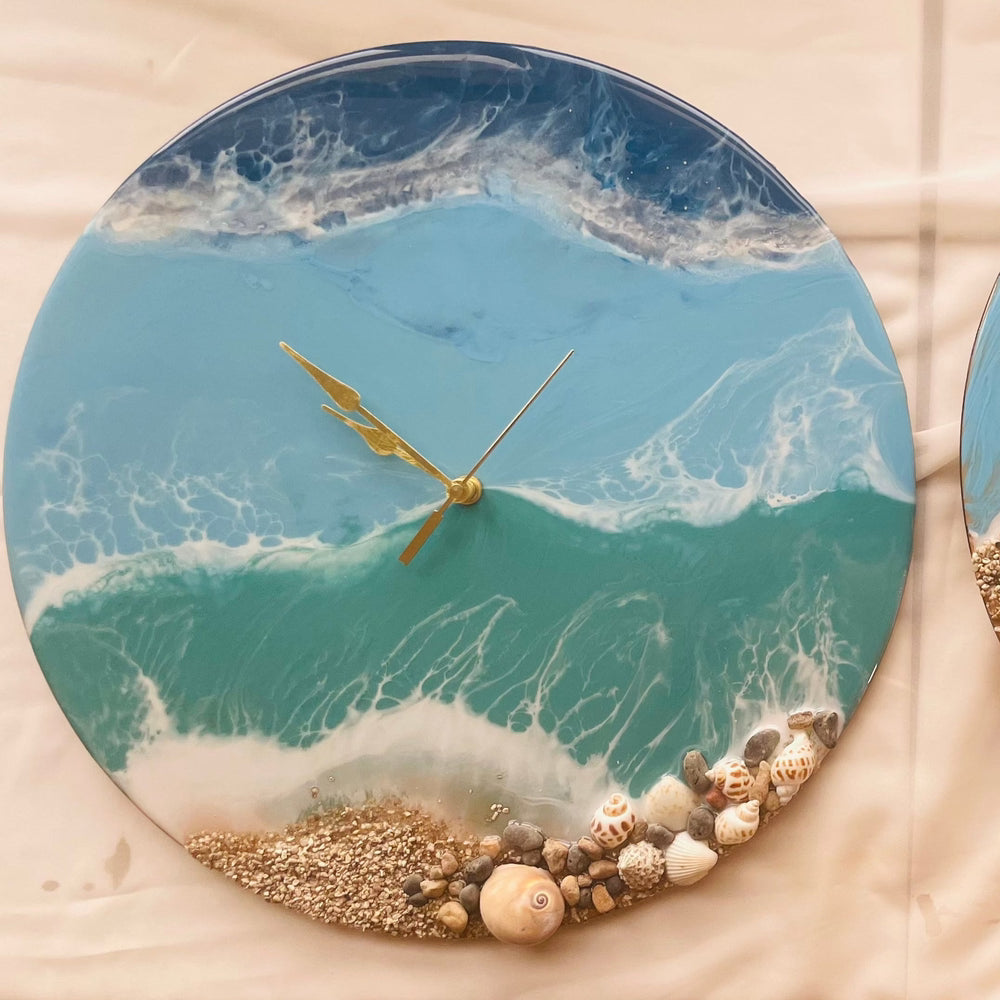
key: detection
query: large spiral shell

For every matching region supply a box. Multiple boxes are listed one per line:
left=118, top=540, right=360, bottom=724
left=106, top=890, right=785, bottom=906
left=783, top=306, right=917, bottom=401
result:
left=479, top=864, right=565, bottom=945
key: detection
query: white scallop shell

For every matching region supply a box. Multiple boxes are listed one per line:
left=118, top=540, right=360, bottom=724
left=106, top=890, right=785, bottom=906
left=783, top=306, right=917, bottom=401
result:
left=705, top=757, right=752, bottom=802
left=770, top=731, right=817, bottom=805
left=663, top=832, right=718, bottom=886
left=643, top=776, right=703, bottom=832
left=714, top=799, right=761, bottom=845
left=589, top=792, right=636, bottom=849
left=616, top=840, right=666, bottom=892
left=479, top=864, right=565, bottom=945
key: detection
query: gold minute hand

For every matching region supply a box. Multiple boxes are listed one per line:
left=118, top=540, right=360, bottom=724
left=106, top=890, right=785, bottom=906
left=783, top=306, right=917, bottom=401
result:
left=399, top=349, right=574, bottom=565
left=279, top=342, right=452, bottom=488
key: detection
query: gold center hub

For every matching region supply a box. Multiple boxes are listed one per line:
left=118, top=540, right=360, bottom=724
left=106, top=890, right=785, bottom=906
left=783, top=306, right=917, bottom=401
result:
left=448, top=476, right=483, bottom=505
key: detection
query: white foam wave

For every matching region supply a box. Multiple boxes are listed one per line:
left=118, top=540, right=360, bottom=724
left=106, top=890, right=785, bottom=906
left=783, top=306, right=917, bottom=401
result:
left=118, top=694, right=617, bottom=842
left=94, top=125, right=831, bottom=271
left=507, top=310, right=913, bottom=531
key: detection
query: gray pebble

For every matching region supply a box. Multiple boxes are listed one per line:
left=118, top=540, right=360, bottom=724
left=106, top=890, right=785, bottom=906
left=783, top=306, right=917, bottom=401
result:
left=458, top=882, right=481, bottom=914
left=521, top=849, right=543, bottom=866
left=566, top=845, right=589, bottom=875
left=645, top=824, right=675, bottom=849
left=687, top=806, right=715, bottom=841
left=503, top=821, right=544, bottom=853
left=402, top=873, right=423, bottom=896
left=463, top=855, right=494, bottom=884
left=812, top=710, right=840, bottom=749
left=406, top=892, right=429, bottom=907
left=605, top=875, right=626, bottom=898
left=683, top=749, right=714, bottom=793
left=578, top=887, right=593, bottom=910
left=743, top=728, right=781, bottom=768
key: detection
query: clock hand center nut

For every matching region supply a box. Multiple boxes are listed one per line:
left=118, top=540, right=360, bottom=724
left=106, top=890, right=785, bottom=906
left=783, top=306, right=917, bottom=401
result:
left=448, top=476, right=483, bottom=505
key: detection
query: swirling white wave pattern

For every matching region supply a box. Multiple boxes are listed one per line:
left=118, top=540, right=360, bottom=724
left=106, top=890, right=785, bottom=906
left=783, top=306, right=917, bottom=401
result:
left=508, top=309, right=913, bottom=531
left=94, top=121, right=831, bottom=271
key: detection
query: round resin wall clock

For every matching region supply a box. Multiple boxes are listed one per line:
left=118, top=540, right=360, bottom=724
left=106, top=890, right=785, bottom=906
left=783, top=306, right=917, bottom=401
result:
left=963, top=275, right=1000, bottom=635
left=6, top=42, right=915, bottom=943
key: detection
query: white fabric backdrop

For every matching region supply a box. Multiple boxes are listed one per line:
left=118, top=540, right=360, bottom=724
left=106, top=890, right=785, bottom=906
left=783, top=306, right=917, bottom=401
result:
left=2, top=2, right=998, bottom=997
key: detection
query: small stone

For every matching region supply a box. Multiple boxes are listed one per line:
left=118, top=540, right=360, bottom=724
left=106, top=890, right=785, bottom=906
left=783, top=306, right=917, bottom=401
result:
left=566, top=845, right=589, bottom=875
left=683, top=750, right=714, bottom=793
left=812, top=710, right=840, bottom=749
left=440, top=852, right=459, bottom=877
left=704, top=786, right=727, bottom=811
left=521, top=849, right=543, bottom=867
left=427, top=865, right=444, bottom=881
left=542, top=839, right=569, bottom=875
left=577, top=872, right=594, bottom=888
left=687, top=806, right=715, bottom=841
left=437, top=900, right=469, bottom=934
left=749, top=760, right=771, bottom=804
left=578, top=887, right=593, bottom=910
left=560, top=875, right=581, bottom=906
left=589, top=859, right=618, bottom=880
left=503, top=821, right=544, bottom=853
left=787, top=710, right=815, bottom=731
left=577, top=837, right=604, bottom=860
left=591, top=883, right=615, bottom=913
left=764, top=789, right=782, bottom=813
left=628, top=818, right=649, bottom=844
left=406, top=892, right=429, bottom=907
left=448, top=880, right=464, bottom=897
left=479, top=835, right=502, bottom=859
left=402, top=873, right=423, bottom=896
left=458, top=882, right=481, bottom=914
left=645, top=824, right=675, bottom=849
left=463, top=855, right=494, bottom=884
left=605, top=874, right=626, bottom=897
left=420, top=878, right=448, bottom=899
left=743, top=728, right=781, bottom=768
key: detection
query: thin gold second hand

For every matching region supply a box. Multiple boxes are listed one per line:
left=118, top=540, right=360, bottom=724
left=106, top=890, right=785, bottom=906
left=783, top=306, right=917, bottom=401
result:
left=398, top=349, right=574, bottom=565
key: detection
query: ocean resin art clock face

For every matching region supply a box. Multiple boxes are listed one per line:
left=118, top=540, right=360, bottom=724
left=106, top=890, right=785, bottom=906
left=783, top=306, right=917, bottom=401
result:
left=963, top=277, right=1000, bottom=635
left=5, top=43, right=914, bottom=941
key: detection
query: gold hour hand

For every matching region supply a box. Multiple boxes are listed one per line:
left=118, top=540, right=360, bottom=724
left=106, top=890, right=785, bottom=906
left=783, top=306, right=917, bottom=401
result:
left=280, top=342, right=452, bottom=488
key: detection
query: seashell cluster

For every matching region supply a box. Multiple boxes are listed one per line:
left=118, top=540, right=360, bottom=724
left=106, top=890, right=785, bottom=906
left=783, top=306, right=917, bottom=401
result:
left=398, top=705, right=839, bottom=945
left=590, top=793, right=636, bottom=848
left=479, top=864, right=565, bottom=945
left=616, top=841, right=665, bottom=892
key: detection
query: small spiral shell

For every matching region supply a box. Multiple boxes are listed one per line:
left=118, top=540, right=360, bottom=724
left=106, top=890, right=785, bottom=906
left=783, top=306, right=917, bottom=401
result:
left=705, top=757, right=753, bottom=802
left=479, top=864, right=565, bottom=945
left=590, top=792, right=636, bottom=848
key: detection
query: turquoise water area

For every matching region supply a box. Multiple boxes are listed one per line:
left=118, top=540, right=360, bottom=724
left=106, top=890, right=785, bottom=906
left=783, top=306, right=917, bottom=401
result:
left=29, top=489, right=910, bottom=801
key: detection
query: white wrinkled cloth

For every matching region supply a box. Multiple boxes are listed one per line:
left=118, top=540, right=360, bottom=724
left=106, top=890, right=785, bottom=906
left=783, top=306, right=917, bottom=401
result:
left=2, top=3, right=999, bottom=997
